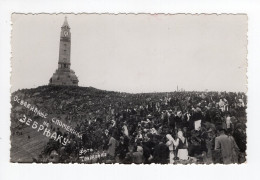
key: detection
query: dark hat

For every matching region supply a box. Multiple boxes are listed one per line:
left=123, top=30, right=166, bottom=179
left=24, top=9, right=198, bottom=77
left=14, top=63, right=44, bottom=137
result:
left=216, top=125, right=225, bottom=131
left=235, top=123, right=243, bottom=129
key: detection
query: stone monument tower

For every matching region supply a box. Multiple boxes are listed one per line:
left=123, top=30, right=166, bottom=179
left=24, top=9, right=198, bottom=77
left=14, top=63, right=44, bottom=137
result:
left=49, top=17, right=79, bottom=86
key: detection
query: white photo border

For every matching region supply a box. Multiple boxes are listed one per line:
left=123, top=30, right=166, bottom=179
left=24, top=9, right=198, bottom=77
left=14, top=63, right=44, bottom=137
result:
left=0, top=0, right=260, bottom=180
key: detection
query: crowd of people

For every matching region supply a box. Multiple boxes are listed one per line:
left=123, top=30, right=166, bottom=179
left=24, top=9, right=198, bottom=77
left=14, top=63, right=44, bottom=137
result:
left=11, top=86, right=247, bottom=164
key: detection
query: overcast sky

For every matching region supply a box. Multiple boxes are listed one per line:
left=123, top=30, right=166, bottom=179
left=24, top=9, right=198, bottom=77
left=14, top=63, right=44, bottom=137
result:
left=11, top=14, right=247, bottom=93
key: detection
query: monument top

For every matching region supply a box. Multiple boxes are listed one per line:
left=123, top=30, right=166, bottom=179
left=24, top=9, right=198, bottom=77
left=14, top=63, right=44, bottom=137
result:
left=62, top=16, right=70, bottom=28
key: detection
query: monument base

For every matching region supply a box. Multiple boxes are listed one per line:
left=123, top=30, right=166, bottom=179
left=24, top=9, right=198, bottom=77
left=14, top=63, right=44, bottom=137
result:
left=49, top=68, right=79, bottom=86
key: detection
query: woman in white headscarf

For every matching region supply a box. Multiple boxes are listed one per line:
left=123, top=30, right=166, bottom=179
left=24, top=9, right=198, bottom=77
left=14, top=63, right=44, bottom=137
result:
left=177, top=130, right=189, bottom=161
left=166, top=134, right=179, bottom=164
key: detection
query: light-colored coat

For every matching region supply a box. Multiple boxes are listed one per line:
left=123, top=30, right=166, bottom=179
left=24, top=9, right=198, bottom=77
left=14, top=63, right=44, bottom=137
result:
left=215, top=134, right=238, bottom=164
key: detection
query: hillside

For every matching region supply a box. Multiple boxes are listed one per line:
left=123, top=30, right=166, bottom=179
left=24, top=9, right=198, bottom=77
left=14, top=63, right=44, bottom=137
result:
left=10, top=85, right=124, bottom=162
left=10, top=85, right=246, bottom=163
left=10, top=85, right=169, bottom=162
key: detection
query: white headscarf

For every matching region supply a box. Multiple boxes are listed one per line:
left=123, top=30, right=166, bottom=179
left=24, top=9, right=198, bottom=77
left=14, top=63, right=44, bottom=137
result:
left=177, top=111, right=182, bottom=117
left=166, top=134, right=174, bottom=142
left=122, top=124, right=129, bottom=137
left=166, top=134, right=179, bottom=147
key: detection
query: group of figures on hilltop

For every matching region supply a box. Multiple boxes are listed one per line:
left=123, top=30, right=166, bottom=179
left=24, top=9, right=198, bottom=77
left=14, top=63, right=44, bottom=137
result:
left=11, top=87, right=247, bottom=164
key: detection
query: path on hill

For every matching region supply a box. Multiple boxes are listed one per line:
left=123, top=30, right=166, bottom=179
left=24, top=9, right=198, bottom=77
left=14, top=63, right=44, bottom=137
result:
left=10, top=126, right=49, bottom=163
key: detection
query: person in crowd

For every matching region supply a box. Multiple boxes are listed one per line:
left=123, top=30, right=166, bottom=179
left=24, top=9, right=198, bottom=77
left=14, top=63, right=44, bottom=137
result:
left=116, top=136, right=129, bottom=161
left=225, top=113, right=233, bottom=134
left=153, top=136, right=169, bottom=164
left=177, top=130, right=189, bottom=161
left=193, top=107, right=203, bottom=131
left=175, top=111, right=183, bottom=129
left=204, top=128, right=214, bottom=164
left=107, top=132, right=118, bottom=160
left=166, top=134, right=179, bottom=164
left=132, top=146, right=144, bottom=164
left=233, top=123, right=246, bottom=163
left=215, top=128, right=239, bottom=164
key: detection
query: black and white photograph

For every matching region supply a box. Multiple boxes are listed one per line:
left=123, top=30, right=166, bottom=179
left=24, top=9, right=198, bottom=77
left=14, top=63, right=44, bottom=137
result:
left=10, top=14, right=247, bottom=164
